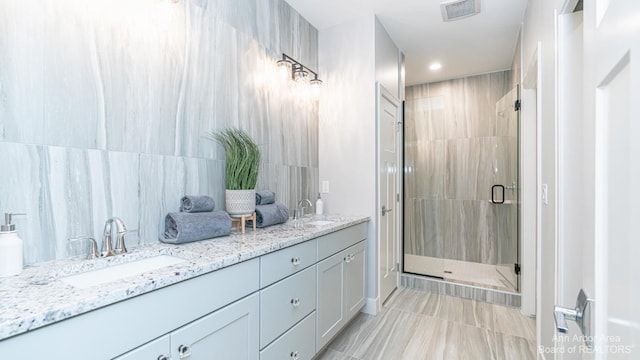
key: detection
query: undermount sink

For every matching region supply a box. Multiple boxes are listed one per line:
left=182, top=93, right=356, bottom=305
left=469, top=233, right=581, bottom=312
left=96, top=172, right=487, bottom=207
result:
left=306, top=220, right=335, bottom=226
left=61, top=255, right=186, bottom=289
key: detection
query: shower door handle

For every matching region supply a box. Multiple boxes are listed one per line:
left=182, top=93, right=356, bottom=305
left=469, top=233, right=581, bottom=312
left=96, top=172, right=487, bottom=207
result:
left=491, top=185, right=505, bottom=204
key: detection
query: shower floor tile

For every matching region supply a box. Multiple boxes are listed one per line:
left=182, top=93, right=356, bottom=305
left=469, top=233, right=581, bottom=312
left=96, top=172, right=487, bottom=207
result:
left=442, top=259, right=516, bottom=291
left=316, top=287, right=536, bottom=360
left=404, top=255, right=517, bottom=292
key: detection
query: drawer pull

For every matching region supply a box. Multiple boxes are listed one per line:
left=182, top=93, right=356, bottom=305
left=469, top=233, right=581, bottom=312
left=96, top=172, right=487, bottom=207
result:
left=157, top=355, right=170, bottom=360
left=290, top=351, right=300, bottom=360
left=291, top=298, right=301, bottom=307
left=291, top=257, right=301, bottom=266
left=178, top=344, right=192, bottom=359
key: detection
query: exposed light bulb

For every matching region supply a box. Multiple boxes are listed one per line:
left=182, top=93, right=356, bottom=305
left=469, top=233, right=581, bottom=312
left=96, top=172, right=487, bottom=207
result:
left=277, top=59, right=292, bottom=79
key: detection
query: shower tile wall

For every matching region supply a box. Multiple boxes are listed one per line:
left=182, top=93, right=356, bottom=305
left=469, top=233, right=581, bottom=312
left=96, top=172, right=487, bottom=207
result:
left=0, top=0, right=319, bottom=265
left=405, top=71, right=516, bottom=265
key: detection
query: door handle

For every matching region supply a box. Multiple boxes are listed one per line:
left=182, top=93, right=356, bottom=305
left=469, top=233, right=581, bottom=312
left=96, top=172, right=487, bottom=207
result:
left=554, top=289, right=594, bottom=349
left=382, top=205, right=393, bottom=216
left=491, top=184, right=505, bottom=204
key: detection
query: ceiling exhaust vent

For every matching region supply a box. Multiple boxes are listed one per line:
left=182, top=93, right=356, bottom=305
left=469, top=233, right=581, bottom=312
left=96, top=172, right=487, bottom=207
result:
left=440, top=0, right=481, bottom=22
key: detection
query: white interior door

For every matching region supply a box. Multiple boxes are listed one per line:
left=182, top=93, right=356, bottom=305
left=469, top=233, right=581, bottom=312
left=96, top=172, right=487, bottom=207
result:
left=557, top=0, right=640, bottom=357
left=377, top=83, right=400, bottom=305
left=589, top=0, right=640, bottom=356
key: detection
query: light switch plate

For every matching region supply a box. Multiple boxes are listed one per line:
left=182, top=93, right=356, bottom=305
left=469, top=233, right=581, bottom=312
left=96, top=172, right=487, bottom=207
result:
left=321, top=181, right=330, bottom=194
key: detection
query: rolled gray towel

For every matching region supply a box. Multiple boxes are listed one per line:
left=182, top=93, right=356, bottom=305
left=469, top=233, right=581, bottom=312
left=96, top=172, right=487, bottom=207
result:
left=252, top=202, right=289, bottom=228
left=255, top=190, right=276, bottom=205
left=160, top=211, right=231, bottom=244
left=180, top=195, right=216, bottom=213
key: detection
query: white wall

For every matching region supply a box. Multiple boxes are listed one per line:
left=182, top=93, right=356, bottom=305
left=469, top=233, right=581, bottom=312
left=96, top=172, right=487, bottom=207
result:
left=318, top=16, right=377, bottom=302
left=319, top=15, right=401, bottom=312
left=375, top=17, right=401, bottom=99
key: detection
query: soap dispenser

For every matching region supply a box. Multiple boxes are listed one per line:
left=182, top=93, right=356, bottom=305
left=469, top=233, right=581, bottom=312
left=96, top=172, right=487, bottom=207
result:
left=315, top=193, right=324, bottom=216
left=0, top=212, right=25, bottom=277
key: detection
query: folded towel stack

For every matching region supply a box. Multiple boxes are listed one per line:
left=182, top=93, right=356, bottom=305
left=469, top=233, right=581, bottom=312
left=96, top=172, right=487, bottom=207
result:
left=248, top=190, right=288, bottom=228
left=180, top=195, right=216, bottom=213
left=254, top=202, right=289, bottom=228
left=160, top=195, right=231, bottom=244
left=255, top=190, right=276, bottom=205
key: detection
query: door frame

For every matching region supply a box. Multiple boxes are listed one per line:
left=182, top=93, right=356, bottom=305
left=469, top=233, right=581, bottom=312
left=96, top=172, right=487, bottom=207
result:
left=376, top=82, right=402, bottom=310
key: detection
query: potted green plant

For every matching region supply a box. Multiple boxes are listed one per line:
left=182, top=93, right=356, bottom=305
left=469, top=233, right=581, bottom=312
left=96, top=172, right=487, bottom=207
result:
left=207, top=128, right=261, bottom=216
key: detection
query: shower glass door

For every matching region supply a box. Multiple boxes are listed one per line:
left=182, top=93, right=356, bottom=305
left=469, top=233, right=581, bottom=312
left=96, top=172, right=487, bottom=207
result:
left=494, top=85, right=520, bottom=291
left=403, top=74, right=520, bottom=292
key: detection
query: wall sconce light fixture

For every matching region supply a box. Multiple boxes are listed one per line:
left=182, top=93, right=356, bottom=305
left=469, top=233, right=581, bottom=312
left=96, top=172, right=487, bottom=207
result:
left=277, top=53, right=322, bottom=86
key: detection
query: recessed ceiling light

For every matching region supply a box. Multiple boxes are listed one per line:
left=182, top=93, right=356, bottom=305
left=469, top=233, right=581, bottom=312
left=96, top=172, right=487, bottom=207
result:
left=429, top=62, right=442, bottom=71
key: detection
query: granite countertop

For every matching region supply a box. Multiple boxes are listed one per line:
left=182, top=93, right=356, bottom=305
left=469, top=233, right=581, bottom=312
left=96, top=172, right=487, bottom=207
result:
left=0, top=214, right=369, bottom=341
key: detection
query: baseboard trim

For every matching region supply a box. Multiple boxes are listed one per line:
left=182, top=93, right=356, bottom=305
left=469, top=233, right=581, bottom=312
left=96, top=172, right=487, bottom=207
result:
left=361, top=297, right=379, bottom=315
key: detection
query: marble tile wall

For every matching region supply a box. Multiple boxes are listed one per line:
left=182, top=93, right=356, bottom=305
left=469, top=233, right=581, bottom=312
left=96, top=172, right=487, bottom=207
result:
left=0, top=0, right=319, bottom=264
left=404, top=71, right=518, bottom=265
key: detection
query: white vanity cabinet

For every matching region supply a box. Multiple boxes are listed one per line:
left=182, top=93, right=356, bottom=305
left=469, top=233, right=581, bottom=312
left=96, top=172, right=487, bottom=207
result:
left=169, top=293, right=259, bottom=360
left=114, top=335, right=171, bottom=360
left=0, top=258, right=260, bottom=360
left=258, top=240, right=317, bottom=360
left=316, top=240, right=367, bottom=351
left=0, top=221, right=369, bottom=360
left=344, top=241, right=367, bottom=320
left=116, top=293, right=259, bottom=360
left=316, top=223, right=368, bottom=351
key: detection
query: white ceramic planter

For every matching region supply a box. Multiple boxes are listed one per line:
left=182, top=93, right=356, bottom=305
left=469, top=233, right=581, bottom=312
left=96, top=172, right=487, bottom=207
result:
left=225, top=189, right=256, bottom=216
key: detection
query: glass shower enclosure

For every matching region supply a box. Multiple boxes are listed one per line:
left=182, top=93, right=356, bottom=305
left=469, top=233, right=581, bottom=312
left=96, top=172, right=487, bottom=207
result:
left=403, top=74, right=520, bottom=292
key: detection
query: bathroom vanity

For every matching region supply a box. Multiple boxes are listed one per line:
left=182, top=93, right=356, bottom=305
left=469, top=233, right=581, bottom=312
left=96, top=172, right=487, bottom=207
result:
left=0, top=215, right=368, bottom=360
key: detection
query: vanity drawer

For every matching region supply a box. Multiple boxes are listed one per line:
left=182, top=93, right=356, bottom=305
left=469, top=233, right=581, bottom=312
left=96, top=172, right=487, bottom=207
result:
left=317, top=222, right=368, bottom=260
left=260, top=311, right=316, bottom=360
left=260, top=265, right=316, bottom=348
left=260, top=239, right=317, bottom=287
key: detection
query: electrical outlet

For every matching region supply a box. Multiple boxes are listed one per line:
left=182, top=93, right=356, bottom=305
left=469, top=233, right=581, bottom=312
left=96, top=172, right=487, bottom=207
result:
left=321, top=181, right=330, bottom=194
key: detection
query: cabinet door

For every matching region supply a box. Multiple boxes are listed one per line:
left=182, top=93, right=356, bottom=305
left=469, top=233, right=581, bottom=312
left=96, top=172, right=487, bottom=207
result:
left=344, top=241, right=367, bottom=320
left=114, top=335, right=170, bottom=360
left=315, top=251, right=345, bottom=351
left=171, top=293, right=259, bottom=360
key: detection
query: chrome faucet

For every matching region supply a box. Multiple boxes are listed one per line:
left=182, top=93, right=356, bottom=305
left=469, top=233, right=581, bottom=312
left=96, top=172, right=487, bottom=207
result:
left=296, top=199, right=313, bottom=219
left=102, top=217, right=128, bottom=257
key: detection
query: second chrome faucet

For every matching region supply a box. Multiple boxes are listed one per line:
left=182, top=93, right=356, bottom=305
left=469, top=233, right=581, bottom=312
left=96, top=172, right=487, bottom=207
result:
left=295, top=199, right=313, bottom=219
left=101, top=217, right=128, bottom=257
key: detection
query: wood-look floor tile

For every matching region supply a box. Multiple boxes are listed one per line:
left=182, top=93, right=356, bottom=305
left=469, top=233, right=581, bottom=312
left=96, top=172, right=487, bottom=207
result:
left=327, top=313, right=377, bottom=355
left=385, top=287, right=431, bottom=313
left=403, top=316, right=497, bottom=360
left=494, top=332, right=537, bottom=360
left=322, top=288, right=537, bottom=360
left=351, top=308, right=422, bottom=360
left=492, top=305, right=536, bottom=340
left=314, top=349, right=357, bottom=360
left=390, top=289, right=494, bottom=330
left=442, top=320, right=497, bottom=360
left=461, top=297, right=494, bottom=329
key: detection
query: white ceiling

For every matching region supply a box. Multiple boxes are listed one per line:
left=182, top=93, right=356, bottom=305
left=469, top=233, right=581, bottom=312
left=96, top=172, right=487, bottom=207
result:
left=284, top=0, right=528, bottom=85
